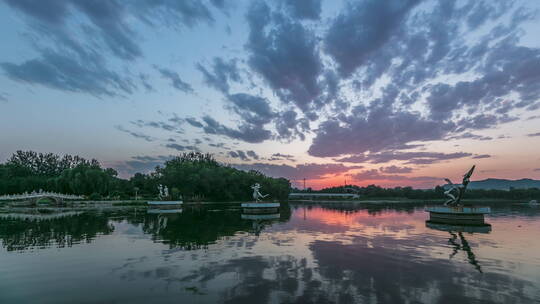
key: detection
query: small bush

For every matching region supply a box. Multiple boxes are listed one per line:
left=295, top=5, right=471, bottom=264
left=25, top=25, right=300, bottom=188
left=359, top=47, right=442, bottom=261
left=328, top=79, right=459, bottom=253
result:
left=89, top=192, right=102, bottom=200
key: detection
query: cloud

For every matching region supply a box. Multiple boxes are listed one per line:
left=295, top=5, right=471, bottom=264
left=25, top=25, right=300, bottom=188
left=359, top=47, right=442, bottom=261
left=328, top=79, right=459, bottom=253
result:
left=5, top=0, right=540, bottom=164
left=308, top=101, right=455, bottom=157
left=226, top=93, right=275, bottom=126
left=184, top=117, right=204, bottom=128
left=472, top=154, right=491, bottom=159
left=269, top=153, right=296, bottom=162
left=2, top=0, right=220, bottom=98
left=305, top=1, right=537, bottom=158
left=109, top=155, right=174, bottom=178
left=448, top=132, right=493, bottom=141
left=131, top=119, right=182, bottom=133
left=274, top=110, right=310, bottom=141
left=4, top=0, right=69, bottom=25
left=196, top=115, right=272, bottom=143
left=534, top=168, right=540, bottom=172
left=208, top=142, right=230, bottom=150
left=5, top=0, right=142, bottom=61
left=351, top=169, right=439, bottom=183
left=138, top=73, right=154, bottom=92
left=336, top=151, right=472, bottom=165
left=527, top=132, right=540, bottom=137
left=197, top=57, right=241, bottom=93
left=233, top=162, right=363, bottom=180
left=71, top=1, right=142, bottom=61
left=245, top=1, right=323, bottom=112
left=246, top=150, right=260, bottom=160
left=209, top=0, right=227, bottom=11
left=228, top=150, right=249, bottom=161
left=165, top=143, right=200, bottom=152
left=131, top=155, right=173, bottom=162
left=1, top=50, right=135, bottom=97
left=154, top=66, right=194, bottom=93
left=379, top=166, right=413, bottom=174
left=133, top=0, right=215, bottom=28
left=227, top=150, right=260, bottom=161
left=181, top=93, right=279, bottom=143
left=282, top=0, right=322, bottom=20
left=425, top=37, right=540, bottom=122
left=324, top=0, right=420, bottom=77
left=115, top=125, right=154, bottom=142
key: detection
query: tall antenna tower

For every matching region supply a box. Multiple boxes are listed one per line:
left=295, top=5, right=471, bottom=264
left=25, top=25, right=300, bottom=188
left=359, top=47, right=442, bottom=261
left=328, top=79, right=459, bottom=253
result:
left=303, top=178, right=306, bottom=190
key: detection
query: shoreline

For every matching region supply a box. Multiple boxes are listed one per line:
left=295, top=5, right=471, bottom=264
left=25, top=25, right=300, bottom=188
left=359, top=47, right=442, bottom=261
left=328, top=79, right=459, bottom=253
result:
left=1, top=197, right=535, bottom=208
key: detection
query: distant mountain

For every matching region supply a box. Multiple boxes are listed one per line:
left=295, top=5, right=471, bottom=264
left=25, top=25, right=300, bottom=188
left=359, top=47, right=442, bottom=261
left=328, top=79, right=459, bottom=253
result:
left=465, top=178, right=540, bottom=190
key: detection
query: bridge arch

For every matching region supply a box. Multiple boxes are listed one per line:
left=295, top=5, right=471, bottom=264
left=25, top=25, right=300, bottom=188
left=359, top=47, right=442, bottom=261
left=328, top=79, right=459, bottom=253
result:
left=32, top=196, right=63, bottom=205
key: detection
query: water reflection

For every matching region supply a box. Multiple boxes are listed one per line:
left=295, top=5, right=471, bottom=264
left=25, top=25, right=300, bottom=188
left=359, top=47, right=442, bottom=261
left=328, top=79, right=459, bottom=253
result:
left=0, top=212, right=114, bottom=251
left=0, top=203, right=539, bottom=303
left=425, top=222, right=490, bottom=273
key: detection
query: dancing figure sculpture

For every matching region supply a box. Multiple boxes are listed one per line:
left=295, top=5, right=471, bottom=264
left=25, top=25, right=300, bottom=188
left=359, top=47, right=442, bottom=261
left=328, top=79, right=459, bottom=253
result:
left=251, top=183, right=268, bottom=202
left=157, top=184, right=169, bottom=200
left=443, top=165, right=475, bottom=206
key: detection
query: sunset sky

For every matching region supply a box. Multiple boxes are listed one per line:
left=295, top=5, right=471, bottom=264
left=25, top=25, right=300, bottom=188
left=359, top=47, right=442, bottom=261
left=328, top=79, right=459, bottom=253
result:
left=1, top=0, right=540, bottom=189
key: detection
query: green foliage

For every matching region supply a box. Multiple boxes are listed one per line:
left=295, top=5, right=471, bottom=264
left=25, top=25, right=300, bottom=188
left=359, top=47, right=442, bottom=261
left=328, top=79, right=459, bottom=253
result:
left=7, top=150, right=99, bottom=177
left=0, top=151, right=291, bottom=202
left=0, top=151, right=128, bottom=197
left=155, top=152, right=290, bottom=201
left=88, top=193, right=102, bottom=200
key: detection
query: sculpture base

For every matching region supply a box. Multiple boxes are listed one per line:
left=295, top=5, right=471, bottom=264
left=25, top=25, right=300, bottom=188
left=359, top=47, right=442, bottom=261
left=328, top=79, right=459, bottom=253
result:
left=241, top=202, right=280, bottom=214
left=426, top=206, right=490, bottom=225
left=147, top=201, right=183, bottom=209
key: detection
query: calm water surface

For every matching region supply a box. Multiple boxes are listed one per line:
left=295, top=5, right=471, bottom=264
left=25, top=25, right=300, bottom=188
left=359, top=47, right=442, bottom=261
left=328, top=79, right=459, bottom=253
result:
left=1, top=203, right=539, bottom=303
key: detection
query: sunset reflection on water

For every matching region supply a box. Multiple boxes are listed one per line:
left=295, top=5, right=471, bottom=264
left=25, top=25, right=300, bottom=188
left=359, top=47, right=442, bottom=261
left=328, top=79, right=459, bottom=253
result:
left=1, top=203, right=539, bottom=303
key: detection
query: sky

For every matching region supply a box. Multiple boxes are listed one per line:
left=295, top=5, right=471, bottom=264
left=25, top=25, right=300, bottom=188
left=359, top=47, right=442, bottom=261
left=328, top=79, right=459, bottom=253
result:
left=1, top=0, right=540, bottom=189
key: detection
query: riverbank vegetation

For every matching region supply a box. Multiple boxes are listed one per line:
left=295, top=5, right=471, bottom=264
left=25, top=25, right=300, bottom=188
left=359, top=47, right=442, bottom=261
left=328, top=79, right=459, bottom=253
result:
left=0, top=151, right=290, bottom=201
left=306, top=184, right=540, bottom=200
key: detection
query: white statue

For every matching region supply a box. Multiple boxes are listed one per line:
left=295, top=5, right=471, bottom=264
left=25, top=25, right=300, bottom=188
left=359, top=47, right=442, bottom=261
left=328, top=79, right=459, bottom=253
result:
left=163, top=186, right=169, bottom=198
left=158, top=184, right=169, bottom=200
left=251, top=183, right=268, bottom=202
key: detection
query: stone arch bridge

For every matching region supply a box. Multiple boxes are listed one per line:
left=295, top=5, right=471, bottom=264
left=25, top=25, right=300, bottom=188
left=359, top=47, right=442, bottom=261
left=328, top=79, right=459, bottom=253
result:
left=0, top=191, right=84, bottom=205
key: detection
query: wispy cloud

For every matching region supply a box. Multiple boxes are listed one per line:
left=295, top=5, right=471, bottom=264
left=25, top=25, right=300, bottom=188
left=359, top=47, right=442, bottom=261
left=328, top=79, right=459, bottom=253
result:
left=115, top=125, right=154, bottom=142
left=165, top=143, right=200, bottom=152
left=154, top=66, right=194, bottom=93
left=336, top=151, right=472, bottom=165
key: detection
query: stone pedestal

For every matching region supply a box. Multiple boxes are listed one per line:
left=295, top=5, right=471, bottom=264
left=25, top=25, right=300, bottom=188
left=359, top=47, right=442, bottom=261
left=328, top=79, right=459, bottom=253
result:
left=241, top=202, right=280, bottom=214
left=425, top=206, right=490, bottom=225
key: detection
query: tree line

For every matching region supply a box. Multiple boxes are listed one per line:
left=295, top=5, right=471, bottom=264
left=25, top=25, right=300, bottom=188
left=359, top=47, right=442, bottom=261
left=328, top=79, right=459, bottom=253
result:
left=3, top=150, right=537, bottom=202
left=0, top=150, right=291, bottom=201
left=302, top=184, right=540, bottom=200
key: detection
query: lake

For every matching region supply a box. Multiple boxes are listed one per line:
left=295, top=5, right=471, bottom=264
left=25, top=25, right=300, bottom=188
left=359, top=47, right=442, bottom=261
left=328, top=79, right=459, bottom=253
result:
left=1, top=203, right=539, bottom=303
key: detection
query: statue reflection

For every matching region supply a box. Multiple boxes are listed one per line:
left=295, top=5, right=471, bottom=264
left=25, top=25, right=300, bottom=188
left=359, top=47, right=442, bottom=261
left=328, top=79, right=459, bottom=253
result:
left=448, top=231, right=483, bottom=273
left=426, top=221, right=491, bottom=273
left=241, top=213, right=281, bottom=235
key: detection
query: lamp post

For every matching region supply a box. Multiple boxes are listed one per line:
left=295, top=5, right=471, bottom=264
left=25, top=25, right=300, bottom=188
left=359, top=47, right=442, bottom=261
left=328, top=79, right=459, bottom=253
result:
left=134, top=187, right=139, bottom=201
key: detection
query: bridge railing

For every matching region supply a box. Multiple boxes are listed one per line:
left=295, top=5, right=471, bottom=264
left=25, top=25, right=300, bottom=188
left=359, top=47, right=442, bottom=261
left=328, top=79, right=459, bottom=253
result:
left=0, top=191, right=85, bottom=201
